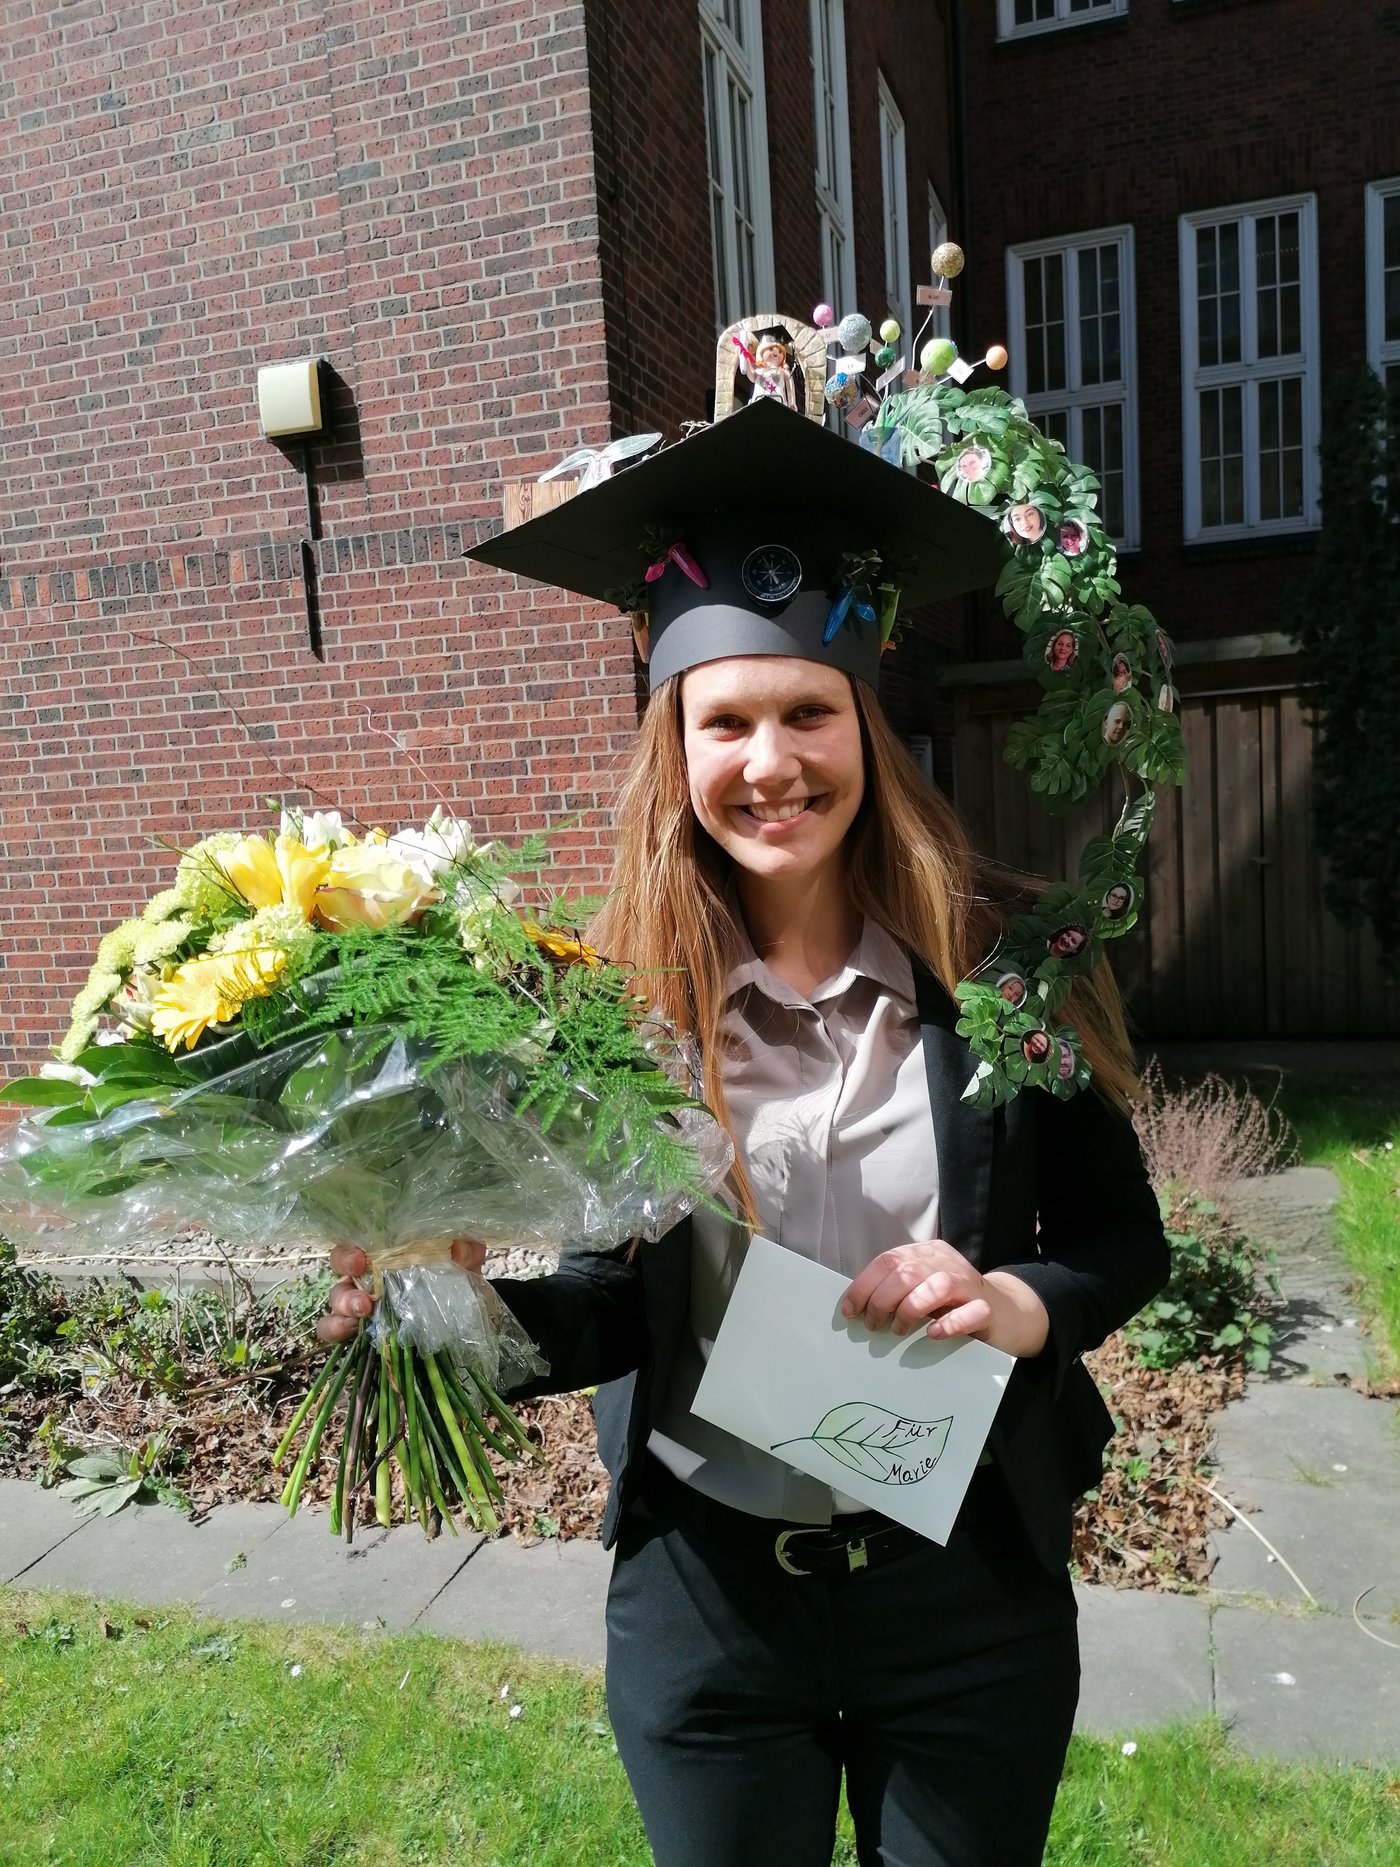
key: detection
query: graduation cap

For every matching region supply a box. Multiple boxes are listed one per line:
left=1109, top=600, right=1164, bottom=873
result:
left=464, top=396, right=1007, bottom=689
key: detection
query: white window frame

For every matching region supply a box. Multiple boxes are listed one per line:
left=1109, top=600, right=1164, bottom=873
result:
left=810, top=0, right=856, bottom=321
left=1179, top=193, right=1321, bottom=542
left=926, top=182, right=951, bottom=342
left=877, top=74, right=910, bottom=348
left=1365, top=176, right=1400, bottom=388
left=699, top=0, right=777, bottom=330
left=996, top=0, right=1127, bottom=41
left=1006, top=225, right=1140, bottom=550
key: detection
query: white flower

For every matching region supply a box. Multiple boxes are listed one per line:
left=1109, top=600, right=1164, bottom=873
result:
left=387, top=806, right=479, bottom=882
left=280, top=808, right=347, bottom=852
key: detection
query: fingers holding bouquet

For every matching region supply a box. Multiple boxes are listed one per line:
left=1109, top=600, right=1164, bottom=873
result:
left=319, top=1238, right=487, bottom=1343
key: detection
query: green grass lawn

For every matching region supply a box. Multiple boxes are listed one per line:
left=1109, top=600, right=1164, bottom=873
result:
left=3, top=1589, right=1396, bottom=1866
left=1273, top=1076, right=1400, bottom=1370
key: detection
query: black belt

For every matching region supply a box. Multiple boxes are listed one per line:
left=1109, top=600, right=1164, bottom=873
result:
left=640, top=1455, right=952, bottom=1581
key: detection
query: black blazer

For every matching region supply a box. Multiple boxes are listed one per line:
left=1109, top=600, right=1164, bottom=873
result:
left=494, top=967, right=1169, bottom=1574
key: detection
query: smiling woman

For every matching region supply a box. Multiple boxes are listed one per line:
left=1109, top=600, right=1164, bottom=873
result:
left=414, top=395, right=1175, bottom=1866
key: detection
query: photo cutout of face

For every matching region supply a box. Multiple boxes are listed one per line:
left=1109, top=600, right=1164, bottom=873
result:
left=1158, top=684, right=1176, bottom=714
left=1045, top=629, right=1078, bottom=673
left=1021, top=1029, right=1052, bottom=1065
left=1058, top=517, right=1088, bottom=558
left=1047, top=924, right=1087, bottom=960
left=996, top=972, right=1027, bottom=1008
left=1156, top=629, right=1174, bottom=669
left=1101, top=882, right=1134, bottom=921
left=1111, top=653, right=1132, bottom=694
left=1056, top=1037, right=1076, bottom=1082
left=1007, top=502, right=1044, bottom=545
left=1102, top=700, right=1132, bottom=746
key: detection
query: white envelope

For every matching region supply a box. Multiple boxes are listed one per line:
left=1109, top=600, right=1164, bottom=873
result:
left=691, top=1236, right=1015, bottom=1544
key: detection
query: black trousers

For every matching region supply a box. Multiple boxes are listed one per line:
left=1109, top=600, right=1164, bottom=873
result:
left=604, top=1460, right=1079, bottom=1867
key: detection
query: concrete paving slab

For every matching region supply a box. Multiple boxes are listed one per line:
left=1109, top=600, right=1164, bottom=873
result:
left=1224, top=1167, right=1375, bottom=1382
left=16, top=1499, right=286, bottom=1604
left=1209, top=1474, right=1400, bottom=1620
left=197, top=1506, right=480, bottom=1630
left=1213, top=1603, right=1400, bottom=1764
left=1211, top=1381, right=1400, bottom=1489
left=417, top=1534, right=612, bottom=1667
left=1072, top=1586, right=1213, bottom=1734
left=0, top=1477, right=94, bottom=1584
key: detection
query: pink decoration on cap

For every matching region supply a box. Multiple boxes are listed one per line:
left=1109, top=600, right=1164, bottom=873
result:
left=813, top=303, right=835, bottom=328
left=644, top=541, right=708, bottom=589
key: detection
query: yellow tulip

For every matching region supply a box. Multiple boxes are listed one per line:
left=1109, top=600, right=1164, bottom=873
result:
left=215, top=836, right=283, bottom=911
left=314, top=846, right=436, bottom=932
left=273, top=835, right=330, bottom=921
left=525, top=922, right=602, bottom=967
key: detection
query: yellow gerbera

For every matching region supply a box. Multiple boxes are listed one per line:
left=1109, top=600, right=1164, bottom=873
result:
left=149, top=947, right=287, bottom=1053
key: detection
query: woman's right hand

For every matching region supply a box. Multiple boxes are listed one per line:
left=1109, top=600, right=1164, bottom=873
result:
left=317, top=1240, right=488, bottom=1344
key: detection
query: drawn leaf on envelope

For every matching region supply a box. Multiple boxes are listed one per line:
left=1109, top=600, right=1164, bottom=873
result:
left=771, top=1403, right=953, bottom=1486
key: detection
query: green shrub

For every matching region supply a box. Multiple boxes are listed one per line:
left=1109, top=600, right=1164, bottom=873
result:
left=1126, top=1191, right=1278, bottom=1372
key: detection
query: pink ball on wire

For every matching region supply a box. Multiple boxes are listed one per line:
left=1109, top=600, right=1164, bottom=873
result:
left=812, top=303, right=835, bottom=329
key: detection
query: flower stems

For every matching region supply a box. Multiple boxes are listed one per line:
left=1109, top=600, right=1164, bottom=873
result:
left=275, top=1291, right=537, bottom=1542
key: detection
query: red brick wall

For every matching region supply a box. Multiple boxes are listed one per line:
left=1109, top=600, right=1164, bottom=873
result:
left=961, top=0, right=1400, bottom=658
left=1, top=0, right=972, bottom=1072
left=0, top=0, right=628, bottom=1070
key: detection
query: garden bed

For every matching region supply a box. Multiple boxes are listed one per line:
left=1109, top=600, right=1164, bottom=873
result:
left=0, top=1256, right=1239, bottom=1590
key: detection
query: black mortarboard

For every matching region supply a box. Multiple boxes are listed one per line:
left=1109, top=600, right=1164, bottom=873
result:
left=464, top=397, right=1008, bottom=688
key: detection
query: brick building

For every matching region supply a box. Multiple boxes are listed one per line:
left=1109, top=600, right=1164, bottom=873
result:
left=951, top=0, right=1400, bottom=1038
left=2, top=0, right=1396, bottom=1070
left=0, top=0, right=961, bottom=1071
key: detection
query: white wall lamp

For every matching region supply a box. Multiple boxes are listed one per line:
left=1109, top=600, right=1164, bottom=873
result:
left=257, top=357, right=328, bottom=659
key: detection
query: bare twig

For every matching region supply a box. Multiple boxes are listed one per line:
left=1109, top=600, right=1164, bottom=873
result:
left=1194, top=1476, right=1317, bottom=1604
left=1352, top=1586, right=1400, bottom=1651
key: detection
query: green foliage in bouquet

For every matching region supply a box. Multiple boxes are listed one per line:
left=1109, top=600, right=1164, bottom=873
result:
left=878, top=378, right=1186, bottom=1104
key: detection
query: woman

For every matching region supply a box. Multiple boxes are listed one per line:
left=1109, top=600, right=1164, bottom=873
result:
left=324, top=401, right=1168, bottom=1865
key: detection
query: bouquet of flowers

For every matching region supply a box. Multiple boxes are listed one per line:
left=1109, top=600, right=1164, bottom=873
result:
left=0, top=807, right=732, bottom=1539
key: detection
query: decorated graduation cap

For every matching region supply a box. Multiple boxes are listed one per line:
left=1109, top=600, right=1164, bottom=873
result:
left=466, top=394, right=1007, bottom=690
left=465, top=257, right=1185, bottom=1110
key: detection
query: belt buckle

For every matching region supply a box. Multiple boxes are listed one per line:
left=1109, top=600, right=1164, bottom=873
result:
left=773, top=1526, right=824, bottom=1576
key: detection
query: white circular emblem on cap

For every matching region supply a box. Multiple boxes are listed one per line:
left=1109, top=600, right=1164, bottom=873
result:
left=741, top=545, right=802, bottom=605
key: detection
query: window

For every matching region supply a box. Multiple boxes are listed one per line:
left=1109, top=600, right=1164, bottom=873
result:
left=1179, top=196, right=1320, bottom=540
left=810, top=0, right=855, bottom=320
left=877, top=75, right=910, bottom=347
left=699, top=0, right=776, bottom=328
left=1007, top=227, right=1139, bottom=548
left=1365, top=178, right=1400, bottom=399
left=926, top=183, right=951, bottom=342
left=997, top=0, right=1126, bottom=40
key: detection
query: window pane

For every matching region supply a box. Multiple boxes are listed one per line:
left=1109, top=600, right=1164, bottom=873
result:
left=1198, top=222, right=1242, bottom=368
left=1200, top=385, right=1244, bottom=527
left=1039, top=407, right=1070, bottom=449
left=731, top=84, right=756, bottom=311
left=1078, top=243, right=1121, bottom=387
left=1015, top=0, right=1056, bottom=21
left=1080, top=402, right=1125, bottom=540
left=703, top=44, right=730, bottom=325
left=1384, top=194, right=1400, bottom=344
left=1024, top=253, right=1066, bottom=395
left=1257, top=211, right=1301, bottom=359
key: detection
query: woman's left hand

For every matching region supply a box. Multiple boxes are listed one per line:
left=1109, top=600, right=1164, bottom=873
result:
left=839, top=1240, right=1051, bottom=1360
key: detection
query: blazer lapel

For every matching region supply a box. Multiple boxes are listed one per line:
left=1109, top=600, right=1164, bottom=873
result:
left=914, top=964, right=994, bottom=1267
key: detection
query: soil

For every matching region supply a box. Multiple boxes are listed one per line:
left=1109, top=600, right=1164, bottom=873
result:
left=2, top=1330, right=1241, bottom=1590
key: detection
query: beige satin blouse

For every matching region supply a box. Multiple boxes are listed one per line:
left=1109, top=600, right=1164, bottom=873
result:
left=649, top=914, right=941, bottom=1522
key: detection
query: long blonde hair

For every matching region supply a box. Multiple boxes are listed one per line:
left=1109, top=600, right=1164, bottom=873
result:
left=588, top=671, right=1141, bottom=1222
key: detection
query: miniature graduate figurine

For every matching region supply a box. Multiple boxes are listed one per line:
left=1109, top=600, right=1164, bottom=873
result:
left=734, top=325, right=798, bottom=410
